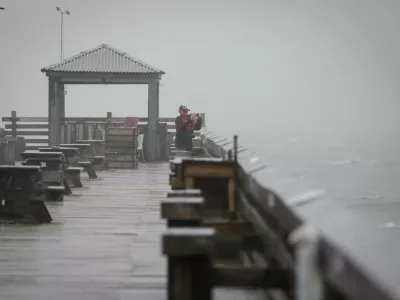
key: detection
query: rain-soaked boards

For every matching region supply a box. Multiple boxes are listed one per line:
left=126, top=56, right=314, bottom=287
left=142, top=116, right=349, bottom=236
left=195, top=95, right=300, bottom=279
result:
left=105, top=127, right=139, bottom=169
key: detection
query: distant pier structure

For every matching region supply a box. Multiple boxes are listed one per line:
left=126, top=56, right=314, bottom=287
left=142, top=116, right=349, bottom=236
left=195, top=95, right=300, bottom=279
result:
left=41, top=44, right=165, bottom=161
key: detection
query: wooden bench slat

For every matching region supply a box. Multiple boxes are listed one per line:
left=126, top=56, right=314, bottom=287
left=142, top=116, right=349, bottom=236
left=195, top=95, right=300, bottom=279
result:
left=166, top=189, right=203, bottom=198
left=212, top=265, right=292, bottom=289
left=67, top=167, right=84, bottom=171
left=46, top=186, right=65, bottom=191
left=161, top=197, right=204, bottom=221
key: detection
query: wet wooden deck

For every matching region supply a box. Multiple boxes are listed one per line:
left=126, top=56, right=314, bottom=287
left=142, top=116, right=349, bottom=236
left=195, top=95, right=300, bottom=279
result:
left=0, top=163, right=266, bottom=300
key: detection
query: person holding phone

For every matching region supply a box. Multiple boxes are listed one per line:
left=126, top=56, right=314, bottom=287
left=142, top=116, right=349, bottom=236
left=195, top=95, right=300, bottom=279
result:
left=175, top=105, right=202, bottom=151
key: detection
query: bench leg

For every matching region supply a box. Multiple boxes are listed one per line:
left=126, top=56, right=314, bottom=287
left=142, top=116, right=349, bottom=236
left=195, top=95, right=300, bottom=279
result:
left=167, top=256, right=212, bottom=300
left=92, top=158, right=108, bottom=171
left=85, top=165, right=97, bottom=179
left=46, top=191, right=64, bottom=201
left=0, top=200, right=52, bottom=224
left=66, top=172, right=83, bottom=188
left=64, top=181, right=72, bottom=195
left=28, top=200, right=53, bottom=223
left=71, top=175, right=83, bottom=188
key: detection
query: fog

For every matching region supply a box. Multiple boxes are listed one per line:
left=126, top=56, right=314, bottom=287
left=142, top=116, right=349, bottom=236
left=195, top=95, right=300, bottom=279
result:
left=1, top=0, right=399, bottom=141
left=2, top=1, right=400, bottom=291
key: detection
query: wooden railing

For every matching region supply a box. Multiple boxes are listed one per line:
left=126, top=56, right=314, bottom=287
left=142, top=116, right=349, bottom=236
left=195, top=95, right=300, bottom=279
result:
left=1, top=111, right=193, bottom=151
left=185, top=128, right=399, bottom=300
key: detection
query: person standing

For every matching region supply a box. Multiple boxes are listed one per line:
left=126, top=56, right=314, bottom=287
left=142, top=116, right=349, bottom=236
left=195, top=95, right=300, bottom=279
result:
left=175, top=105, right=202, bottom=151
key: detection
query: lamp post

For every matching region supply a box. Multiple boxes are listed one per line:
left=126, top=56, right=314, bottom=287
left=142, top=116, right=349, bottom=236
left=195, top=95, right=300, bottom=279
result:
left=56, top=7, right=70, bottom=94
left=56, top=6, right=70, bottom=61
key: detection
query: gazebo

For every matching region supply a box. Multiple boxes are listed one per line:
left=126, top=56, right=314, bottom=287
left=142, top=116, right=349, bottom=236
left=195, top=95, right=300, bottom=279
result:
left=41, top=43, right=165, bottom=161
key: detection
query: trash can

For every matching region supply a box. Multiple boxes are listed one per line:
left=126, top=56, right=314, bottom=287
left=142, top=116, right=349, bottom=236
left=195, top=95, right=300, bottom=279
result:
left=0, top=137, right=15, bottom=165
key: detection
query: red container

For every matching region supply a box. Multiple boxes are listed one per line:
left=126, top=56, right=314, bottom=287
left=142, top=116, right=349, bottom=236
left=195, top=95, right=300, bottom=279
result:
left=123, top=117, right=139, bottom=127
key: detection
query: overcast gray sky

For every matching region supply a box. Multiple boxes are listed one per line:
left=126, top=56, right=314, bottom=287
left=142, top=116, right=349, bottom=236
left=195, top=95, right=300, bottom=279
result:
left=1, top=0, right=399, bottom=139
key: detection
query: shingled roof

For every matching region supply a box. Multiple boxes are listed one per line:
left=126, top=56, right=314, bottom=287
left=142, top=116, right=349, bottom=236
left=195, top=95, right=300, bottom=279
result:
left=41, top=44, right=165, bottom=75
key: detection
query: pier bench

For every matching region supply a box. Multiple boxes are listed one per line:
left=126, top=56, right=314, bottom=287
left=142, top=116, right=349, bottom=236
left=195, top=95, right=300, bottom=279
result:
left=39, top=146, right=79, bottom=161
left=166, top=189, right=204, bottom=198
left=178, top=158, right=237, bottom=212
left=162, top=194, right=253, bottom=233
left=170, top=157, right=224, bottom=173
left=163, top=227, right=214, bottom=300
left=39, top=147, right=83, bottom=187
left=65, top=167, right=84, bottom=187
left=168, top=157, right=236, bottom=212
left=0, top=165, right=52, bottom=223
left=91, top=155, right=107, bottom=171
left=78, top=161, right=97, bottom=179
left=46, top=185, right=67, bottom=201
left=60, top=144, right=98, bottom=179
left=161, top=196, right=204, bottom=227
left=75, top=140, right=107, bottom=171
left=169, top=157, right=190, bottom=189
left=20, top=151, right=70, bottom=200
left=169, top=157, right=212, bottom=188
left=58, top=144, right=98, bottom=179
left=163, top=228, right=291, bottom=300
left=59, top=143, right=91, bottom=158
left=75, top=139, right=105, bottom=156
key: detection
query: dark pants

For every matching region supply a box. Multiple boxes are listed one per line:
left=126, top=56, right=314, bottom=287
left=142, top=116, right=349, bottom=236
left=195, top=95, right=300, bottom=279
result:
left=176, top=130, right=193, bottom=151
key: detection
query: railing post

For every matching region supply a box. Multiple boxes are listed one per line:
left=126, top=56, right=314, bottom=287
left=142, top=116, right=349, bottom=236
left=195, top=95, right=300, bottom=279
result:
left=11, top=111, right=17, bottom=137
left=78, top=123, right=84, bottom=141
left=66, top=122, right=72, bottom=144
left=71, top=123, right=77, bottom=143
left=105, top=112, right=112, bottom=135
left=289, top=224, right=323, bottom=300
left=200, top=113, right=205, bottom=128
left=60, top=123, right=66, bottom=144
left=87, top=124, right=93, bottom=140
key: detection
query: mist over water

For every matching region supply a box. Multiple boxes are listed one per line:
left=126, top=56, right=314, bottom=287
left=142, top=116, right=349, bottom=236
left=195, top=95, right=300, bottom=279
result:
left=1, top=0, right=400, bottom=292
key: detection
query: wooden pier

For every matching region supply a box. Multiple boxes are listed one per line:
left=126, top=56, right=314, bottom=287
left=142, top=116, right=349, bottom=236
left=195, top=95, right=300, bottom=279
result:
left=0, top=163, right=264, bottom=299
left=1, top=41, right=400, bottom=299
left=1, top=108, right=400, bottom=299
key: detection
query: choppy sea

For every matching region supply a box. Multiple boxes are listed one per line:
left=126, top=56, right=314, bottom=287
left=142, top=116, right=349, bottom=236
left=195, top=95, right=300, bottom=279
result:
left=241, top=131, right=400, bottom=293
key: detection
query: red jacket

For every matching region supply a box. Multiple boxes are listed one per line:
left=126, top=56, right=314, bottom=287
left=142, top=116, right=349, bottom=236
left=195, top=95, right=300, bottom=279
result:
left=175, top=115, right=195, bottom=132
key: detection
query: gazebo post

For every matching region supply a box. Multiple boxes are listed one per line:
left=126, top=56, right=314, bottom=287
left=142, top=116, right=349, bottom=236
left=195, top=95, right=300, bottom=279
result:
left=48, top=80, right=64, bottom=146
left=147, top=79, right=160, bottom=161
left=59, top=83, right=65, bottom=125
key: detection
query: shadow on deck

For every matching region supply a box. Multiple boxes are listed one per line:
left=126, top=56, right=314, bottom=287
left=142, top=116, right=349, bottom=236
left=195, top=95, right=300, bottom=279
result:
left=0, top=163, right=265, bottom=300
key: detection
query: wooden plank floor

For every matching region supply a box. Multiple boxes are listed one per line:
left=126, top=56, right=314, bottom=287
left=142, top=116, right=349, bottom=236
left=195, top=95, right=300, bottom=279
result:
left=0, top=163, right=267, bottom=300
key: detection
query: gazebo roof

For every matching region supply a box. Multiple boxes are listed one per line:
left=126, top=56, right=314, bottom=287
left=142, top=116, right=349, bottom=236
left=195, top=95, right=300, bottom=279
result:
left=41, top=43, right=165, bottom=75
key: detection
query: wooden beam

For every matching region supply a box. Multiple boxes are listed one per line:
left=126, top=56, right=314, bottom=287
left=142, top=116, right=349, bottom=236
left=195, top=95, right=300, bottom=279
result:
left=2, top=116, right=175, bottom=123
left=48, top=80, right=62, bottom=146
left=59, top=79, right=151, bottom=85
left=203, top=219, right=254, bottom=234
left=147, top=79, right=159, bottom=161
left=161, top=197, right=204, bottom=220
left=212, top=265, right=293, bottom=289
left=44, top=71, right=162, bottom=80
left=5, top=130, right=48, bottom=136
left=182, top=163, right=235, bottom=179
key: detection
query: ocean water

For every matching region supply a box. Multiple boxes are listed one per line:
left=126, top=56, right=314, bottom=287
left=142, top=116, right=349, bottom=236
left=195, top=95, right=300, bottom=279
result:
left=241, top=131, right=400, bottom=293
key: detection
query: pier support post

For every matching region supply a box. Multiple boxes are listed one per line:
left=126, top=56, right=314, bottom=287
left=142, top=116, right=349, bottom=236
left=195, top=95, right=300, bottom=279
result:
left=48, top=80, right=64, bottom=146
left=147, top=79, right=160, bottom=161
